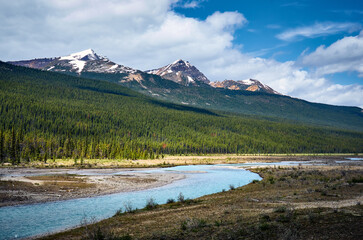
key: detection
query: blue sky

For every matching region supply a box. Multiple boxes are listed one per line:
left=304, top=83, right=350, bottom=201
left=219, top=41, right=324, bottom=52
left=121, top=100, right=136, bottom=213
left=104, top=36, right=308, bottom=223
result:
left=174, top=0, right=363, bottom=85
left=0, top=0, right=362, bottom=107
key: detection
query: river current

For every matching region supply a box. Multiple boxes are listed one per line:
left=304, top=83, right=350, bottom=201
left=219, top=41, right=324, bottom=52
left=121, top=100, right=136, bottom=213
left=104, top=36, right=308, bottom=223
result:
left=1, top=164, right=262, bottom=239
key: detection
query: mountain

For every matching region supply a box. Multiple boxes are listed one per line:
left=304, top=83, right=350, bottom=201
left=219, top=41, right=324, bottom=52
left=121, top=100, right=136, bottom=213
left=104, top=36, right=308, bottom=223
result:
left=0, top=61, right=362, bottom=164
left=210, top=79, right=281, bottom=95
left=146, top=59, right=280, bottom=94
left=8, top=58, right=56, bottom=69
left=7, top=50, right=363, bottom=131
left=9, top=49, right=138, bottom=74
left=147, top=59, right=210, bottom=86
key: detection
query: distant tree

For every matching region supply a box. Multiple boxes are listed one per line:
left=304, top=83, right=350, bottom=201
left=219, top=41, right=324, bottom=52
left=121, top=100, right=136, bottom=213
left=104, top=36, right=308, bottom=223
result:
left=10, top=127, right=17, bottom=165
left=0, top=130, right=4, bottom=163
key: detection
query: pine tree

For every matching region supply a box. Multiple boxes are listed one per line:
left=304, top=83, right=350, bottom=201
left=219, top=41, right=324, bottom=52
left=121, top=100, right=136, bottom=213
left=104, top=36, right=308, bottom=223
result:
left=10, top=127, right=16, bottom=165
left=0, top=130, right=4, bottom=163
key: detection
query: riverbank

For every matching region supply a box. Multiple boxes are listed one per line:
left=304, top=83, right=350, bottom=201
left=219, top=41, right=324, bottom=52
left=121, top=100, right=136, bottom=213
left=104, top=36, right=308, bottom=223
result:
left=0, top=153, right=360, bottom=168
left=0, top=168, right=185, bottom=207
left=41, top=159, right=363, bottom=240
left=1, top=155, right=361, bottom=207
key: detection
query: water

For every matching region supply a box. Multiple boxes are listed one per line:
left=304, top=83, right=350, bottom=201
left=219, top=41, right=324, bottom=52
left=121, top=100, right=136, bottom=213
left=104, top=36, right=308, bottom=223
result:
left=345, top=157, right=363, bottom=161
left=0, top=164, right=261, bottom=240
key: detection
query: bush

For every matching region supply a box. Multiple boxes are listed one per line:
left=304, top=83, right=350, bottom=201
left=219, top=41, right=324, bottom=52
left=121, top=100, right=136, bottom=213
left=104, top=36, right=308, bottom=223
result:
left=274, top=206, right=287, bottom=213
left=178, top=192, right=185, bottom=203
left=229, top=184, right=235, bottom=190
left=181, top=218, right=207, bottom=231
left=81, top=217, right=131, bottom=240
left=259, top=222, right=270, bottom=231
left=268, top=176, right=275, bottom=184
left=123, top=201, right=135, bottom=213
left=145, top=198, right=158, bottom=210
left=350, top=177, right=363, bottom=183
left=166, top=198, right=175, bottom=204
left=114, top=208, right=123, bottom=216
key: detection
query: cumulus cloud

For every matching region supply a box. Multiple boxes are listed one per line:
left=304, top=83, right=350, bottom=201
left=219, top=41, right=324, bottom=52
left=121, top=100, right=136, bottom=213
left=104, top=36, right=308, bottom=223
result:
left=176, top=0, right=204, bottom=8
left=301, top=31, right=363, bottom=77
left=0, top=0, right=362, bottom=107
left=198, top=52, right=363, bottom=108
left=277, top=22, right=361, bottom=41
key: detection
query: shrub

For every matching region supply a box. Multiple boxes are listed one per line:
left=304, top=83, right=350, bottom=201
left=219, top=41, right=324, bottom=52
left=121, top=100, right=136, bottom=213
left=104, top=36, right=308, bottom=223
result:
left=123, top=201, right=135, bottom=213
left=259, top=222, right=270, bottom=231
left=268, top=176, right=275, bottom=184
left=178, top=192, right=185, bottom=203
left=274, top=206, right=287, bottom=213
left=166, top=198, right=175, bottom=204
left=145, top=197, right=158, bottom=210
left=229, top=184, right=235, bottom=190
left=350, top=177, right=363, bottom=183
left=181, top=218, right=207, bottom=231
left=114, top=208, right=123, bottom=216
left=260, top=214, right=271, bottom=222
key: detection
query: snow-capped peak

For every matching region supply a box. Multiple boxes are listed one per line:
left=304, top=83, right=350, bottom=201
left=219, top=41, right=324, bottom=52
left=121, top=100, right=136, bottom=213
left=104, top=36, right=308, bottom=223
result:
left=58, top=49, right=103, bottom=73
left=172, top=59, right=191, bottom=68
left=60, top=49, right=101, bottom=61
left=146, top=59, right=210, bottom=85
left=173, top=59, right=183, bottom=64
left=8, top=49, right=138, bottom=75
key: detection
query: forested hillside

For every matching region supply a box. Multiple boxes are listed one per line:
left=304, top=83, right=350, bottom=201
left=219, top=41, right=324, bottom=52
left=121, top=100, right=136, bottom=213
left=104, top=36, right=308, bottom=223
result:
left=80, top=71, right=363, bottom=131
left=0, top=62, right=362, bottom=164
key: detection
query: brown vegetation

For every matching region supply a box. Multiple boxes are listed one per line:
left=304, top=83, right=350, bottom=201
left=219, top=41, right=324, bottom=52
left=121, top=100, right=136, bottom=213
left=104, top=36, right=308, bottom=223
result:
left=42, top=164, right=363, bottom=240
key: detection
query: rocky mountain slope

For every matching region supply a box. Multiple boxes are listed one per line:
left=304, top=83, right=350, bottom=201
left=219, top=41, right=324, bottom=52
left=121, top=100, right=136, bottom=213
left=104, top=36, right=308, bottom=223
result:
left=210, top=79, right=281, bottom=95
left=9, top=49, right=137, bottom=74
left=147, top=59, right=210, bottom=86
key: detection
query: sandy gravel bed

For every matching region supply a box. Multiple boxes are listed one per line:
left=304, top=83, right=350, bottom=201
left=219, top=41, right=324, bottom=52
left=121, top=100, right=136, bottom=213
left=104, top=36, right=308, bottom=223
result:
left=0, top=168, right=185, bottom=207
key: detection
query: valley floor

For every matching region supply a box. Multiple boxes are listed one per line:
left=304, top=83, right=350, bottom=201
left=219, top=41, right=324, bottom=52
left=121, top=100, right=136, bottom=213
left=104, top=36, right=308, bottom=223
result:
left=25, top=155, right=362, bottom=240
left=0, top=155, right=361, bottom=208
left=1, top=153, right=359, bottom=168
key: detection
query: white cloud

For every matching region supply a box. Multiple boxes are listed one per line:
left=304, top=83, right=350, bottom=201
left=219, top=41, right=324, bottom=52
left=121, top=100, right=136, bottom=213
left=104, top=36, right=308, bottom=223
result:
left=0, top=0, right=362, bottom=108
left=178, top=0, right=204, bottom=8
left=277, top=22, right=361, bottom=41
left=197, top=52, right=363, bottom=108
left=301, top=31, right=363, bottom=77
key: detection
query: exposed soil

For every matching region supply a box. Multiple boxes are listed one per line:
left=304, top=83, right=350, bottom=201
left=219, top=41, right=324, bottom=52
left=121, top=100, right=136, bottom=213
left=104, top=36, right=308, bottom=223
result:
left=0, top=168, right=185, bottom=207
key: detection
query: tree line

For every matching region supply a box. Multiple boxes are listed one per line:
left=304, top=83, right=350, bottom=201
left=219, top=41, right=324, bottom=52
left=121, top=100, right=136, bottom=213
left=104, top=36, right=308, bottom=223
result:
left=0, top=62, right=362, bottom=164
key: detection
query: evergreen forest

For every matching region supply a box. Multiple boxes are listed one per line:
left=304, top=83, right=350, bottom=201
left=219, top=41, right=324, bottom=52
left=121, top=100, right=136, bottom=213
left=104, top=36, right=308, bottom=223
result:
left=0, top=62, right=362, bottom=164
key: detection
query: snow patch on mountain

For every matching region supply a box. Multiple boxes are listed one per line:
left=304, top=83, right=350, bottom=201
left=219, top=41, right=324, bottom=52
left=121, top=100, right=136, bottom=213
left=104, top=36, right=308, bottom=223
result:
left=60, top=49, right=100, bottom=61
left=187, top=76, right=195, bottom=83
left=58, top=49, right=101, bottom=73
left=240, top=79, right=254, bottom=85
left=147, top=59, right=210, bottom=86
left=109, top=64, right=119, bottom=70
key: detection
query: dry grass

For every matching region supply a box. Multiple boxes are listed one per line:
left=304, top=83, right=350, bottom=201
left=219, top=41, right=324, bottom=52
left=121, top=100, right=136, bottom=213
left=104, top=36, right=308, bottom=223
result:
left=27, top=174, right=85, bottom=182
left=4, top=153, right=360, bottom=168
left=42, top=165, right=363, bottom=240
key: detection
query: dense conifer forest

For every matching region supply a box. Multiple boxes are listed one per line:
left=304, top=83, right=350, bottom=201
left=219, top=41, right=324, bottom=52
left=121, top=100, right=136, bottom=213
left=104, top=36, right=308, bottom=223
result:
left=0, top=62, right=362, bottom=164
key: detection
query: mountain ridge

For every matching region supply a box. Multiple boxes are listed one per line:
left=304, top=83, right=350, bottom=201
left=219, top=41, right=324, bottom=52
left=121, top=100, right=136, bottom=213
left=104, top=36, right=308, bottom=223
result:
left=147, top=59, right=210, bottom=86
left=210, top=79, right=281, bottom=95
left=6, top=50, right=363, bottom=131
left=8, top=50, right=280, bottom=95
left=9, top=49, right=139, bottom=75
